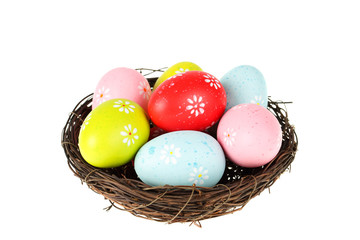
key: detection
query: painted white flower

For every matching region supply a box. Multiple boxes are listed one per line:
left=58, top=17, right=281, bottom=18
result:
left=223, top=128, right=236, bottom=146
left=168, top=73, right=184, bottom=80
left=188, top=167, right=209, bottom=185
left=95, top=86, right=111, bottom=105
left=251, top=96, right=265, bottom=106
left=81, top=113, right=92, bottom=132
left=160, top=144, right=181, bottom=164
left=175, top=68, right=189, bottom=74
left=120, top=124, right=139, bottom=146
left=113, top=100, right=136, bottom=114
left=204, top=74, right=221, bottom=89
left=138, top=81, right=151, bottom=100
left=186, top=95, right=205, bottom=117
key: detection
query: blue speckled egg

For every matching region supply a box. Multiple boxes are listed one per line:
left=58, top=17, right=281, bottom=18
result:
left=134, top=130, right=226, bottom=187
left=220, top=65, right=268, bottom=111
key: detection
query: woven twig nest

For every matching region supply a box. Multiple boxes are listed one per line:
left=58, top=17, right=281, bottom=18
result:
left=61, top=74, right=298, bottom=227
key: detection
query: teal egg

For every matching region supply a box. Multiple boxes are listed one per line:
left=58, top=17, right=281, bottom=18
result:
left=134, top=131, right=226, bottom=187
left=220, top=65, right=268, bottom=111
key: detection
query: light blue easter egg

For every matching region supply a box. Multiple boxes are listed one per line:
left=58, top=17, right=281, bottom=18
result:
left=220, top=65, right=268, bottom=111
left=134, top=130, right=226, bottom=187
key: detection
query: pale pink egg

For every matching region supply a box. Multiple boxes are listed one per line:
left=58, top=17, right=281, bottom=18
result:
left=92, top=67, right=151, bottom=112
left=217, top=104, right=282, bottom=168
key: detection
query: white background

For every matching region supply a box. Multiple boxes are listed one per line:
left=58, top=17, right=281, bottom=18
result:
left=1, top=0, right=359, bottom=239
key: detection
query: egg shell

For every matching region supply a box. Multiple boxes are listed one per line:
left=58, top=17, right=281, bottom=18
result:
left=217, top=103, right=282, bottom=168
left=148, top=71, right=227, bottom=132
left=220, top=65, right=268, bottom=111
left=92, top=67, right=151, bottom=112
left=134, top=131, right=226, bottom=187
left=79, top=98, right=150, bottom=168
left=153, top=61, right=202, bottom=90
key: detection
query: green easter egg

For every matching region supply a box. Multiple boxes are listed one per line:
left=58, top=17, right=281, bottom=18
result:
left=153, top=61, right=202, bottom=90
left=78, top=98, right=150, bottom=168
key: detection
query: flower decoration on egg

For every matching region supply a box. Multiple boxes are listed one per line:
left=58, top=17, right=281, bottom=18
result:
left=251, top=96, right=266, bottom=106
left=168, top=73, right=183, bottom=80
left=204, top=74, right=221, bottom=90
left=120, top=124, right=139, bottom=146
left=175, top=68, right=189, bottom=74
left=188, top=167, right=209, bottom=185
left=186, top=95, right=205, bottom=117
left=80, top=113, right=92, bottom=132
left=95, top=87, right=111, bottom=105
left=113, top=100, right=136, bottom=114
left=160, top=144, right=181, bottom=164
left=138, top=81, right=151, bottom=100
left=223, top=128, right=237, bottom=146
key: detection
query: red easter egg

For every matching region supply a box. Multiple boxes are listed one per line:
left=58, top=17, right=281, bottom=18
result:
left=148, top=71, right=227, bottom=131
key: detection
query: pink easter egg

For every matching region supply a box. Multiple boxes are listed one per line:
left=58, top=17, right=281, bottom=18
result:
left=217, top=103, right=282, bottom=168
left=92, top=67, right=151, bottom=112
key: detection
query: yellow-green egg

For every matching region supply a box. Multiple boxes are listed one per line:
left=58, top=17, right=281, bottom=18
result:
left=78, top=98, right=150, bottom=168
left=153, top=61, right=202, bottom=90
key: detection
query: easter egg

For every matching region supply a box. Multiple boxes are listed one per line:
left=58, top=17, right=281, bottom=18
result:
left=134, top=131, right=226, bottom=187
left=220, top=65, right=268, bottom=111
left=148, top=71, right=227, bottom=132
left=92, top=67, right=151, bottom=112
left=79, top=98, right=150, bottom=168
left=153, top=61, right=202, bottom=90
left=217, top=104, right=282, bottom=168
